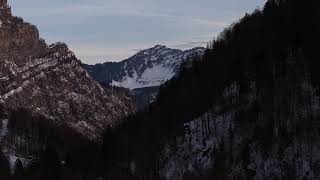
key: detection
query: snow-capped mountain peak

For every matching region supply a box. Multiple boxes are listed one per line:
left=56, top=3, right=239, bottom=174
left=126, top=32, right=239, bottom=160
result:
left=85, top=45, right=205, bottom=90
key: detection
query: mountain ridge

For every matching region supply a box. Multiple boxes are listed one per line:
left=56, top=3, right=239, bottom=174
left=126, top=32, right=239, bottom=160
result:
left=85, top=45, right=205, bottom=90
left=0, top=0, right=135, bottom=147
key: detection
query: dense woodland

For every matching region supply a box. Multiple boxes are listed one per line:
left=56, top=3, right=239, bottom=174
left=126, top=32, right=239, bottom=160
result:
left=2, top=0, right=320, bottom=179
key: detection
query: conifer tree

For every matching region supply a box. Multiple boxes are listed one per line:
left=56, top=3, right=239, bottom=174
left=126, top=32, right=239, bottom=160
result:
left=0, top=148, right=10, bottom=180
left=13, top=159, right=24, bottom=180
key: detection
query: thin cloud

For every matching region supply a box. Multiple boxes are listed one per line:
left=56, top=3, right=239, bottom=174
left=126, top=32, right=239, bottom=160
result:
left=191, top=18, right=228, bottom=27
left=23, top=2, right=229, bottom=28
left=170, top=41, right=208, bottom=49
left=10, top=0, right=266, bottom=64
left=70, top=45, right=136, bottom=64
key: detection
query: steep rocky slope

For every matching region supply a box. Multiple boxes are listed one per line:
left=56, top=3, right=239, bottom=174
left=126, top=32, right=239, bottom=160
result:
left=0, top=0, right=135, bottom=143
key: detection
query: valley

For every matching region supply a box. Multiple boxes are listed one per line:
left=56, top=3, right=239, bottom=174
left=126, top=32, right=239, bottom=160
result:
left=1, top=0, right=320, bottom=179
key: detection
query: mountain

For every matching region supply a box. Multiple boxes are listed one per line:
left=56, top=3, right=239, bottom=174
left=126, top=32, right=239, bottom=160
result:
left=85, top=45, right=205, bottom=109
left=4, top=0, right=320, bottom=179
left=0, top=0, right=135, bottom=161
left=85, top=45, right=205, bottom=90
left=98, top=0, right=320, bottom=179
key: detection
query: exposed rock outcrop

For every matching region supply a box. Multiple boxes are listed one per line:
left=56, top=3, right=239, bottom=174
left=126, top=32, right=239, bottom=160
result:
left=0, top=1, right=135, bottom=143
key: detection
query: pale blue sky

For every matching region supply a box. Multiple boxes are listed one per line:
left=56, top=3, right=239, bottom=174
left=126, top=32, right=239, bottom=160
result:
left=9, top=0, right=266, bottom=64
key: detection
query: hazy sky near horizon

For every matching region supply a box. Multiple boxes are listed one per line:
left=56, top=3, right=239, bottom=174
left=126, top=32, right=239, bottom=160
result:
left=10, top=0, right=266, bottom=64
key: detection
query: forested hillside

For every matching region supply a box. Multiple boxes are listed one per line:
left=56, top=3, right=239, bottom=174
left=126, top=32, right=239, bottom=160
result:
left=99, top=0, right=320, bottom=179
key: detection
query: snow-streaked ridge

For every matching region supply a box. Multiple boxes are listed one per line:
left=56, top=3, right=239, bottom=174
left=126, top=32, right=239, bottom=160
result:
left=110, top=45, right=205, bottom=90
left=111, top=64, right=176, bottom=90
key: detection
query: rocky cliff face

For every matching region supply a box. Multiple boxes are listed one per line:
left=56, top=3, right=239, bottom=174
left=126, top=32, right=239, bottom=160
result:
left=0, top=1, right=135, bottom=142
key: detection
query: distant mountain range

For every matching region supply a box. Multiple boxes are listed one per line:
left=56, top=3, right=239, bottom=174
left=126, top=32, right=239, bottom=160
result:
left=84, top=45, right=205, bottom=109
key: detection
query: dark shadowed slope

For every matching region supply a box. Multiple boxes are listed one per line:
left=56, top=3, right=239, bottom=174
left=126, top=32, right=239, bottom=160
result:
left=99, top=0, right=320, bottom=179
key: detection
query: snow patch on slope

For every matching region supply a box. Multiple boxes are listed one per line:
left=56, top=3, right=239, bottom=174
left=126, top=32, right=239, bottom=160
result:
left=109, top=46, right=205, bottom=90
left=111, top=64, right=175, bottom=90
